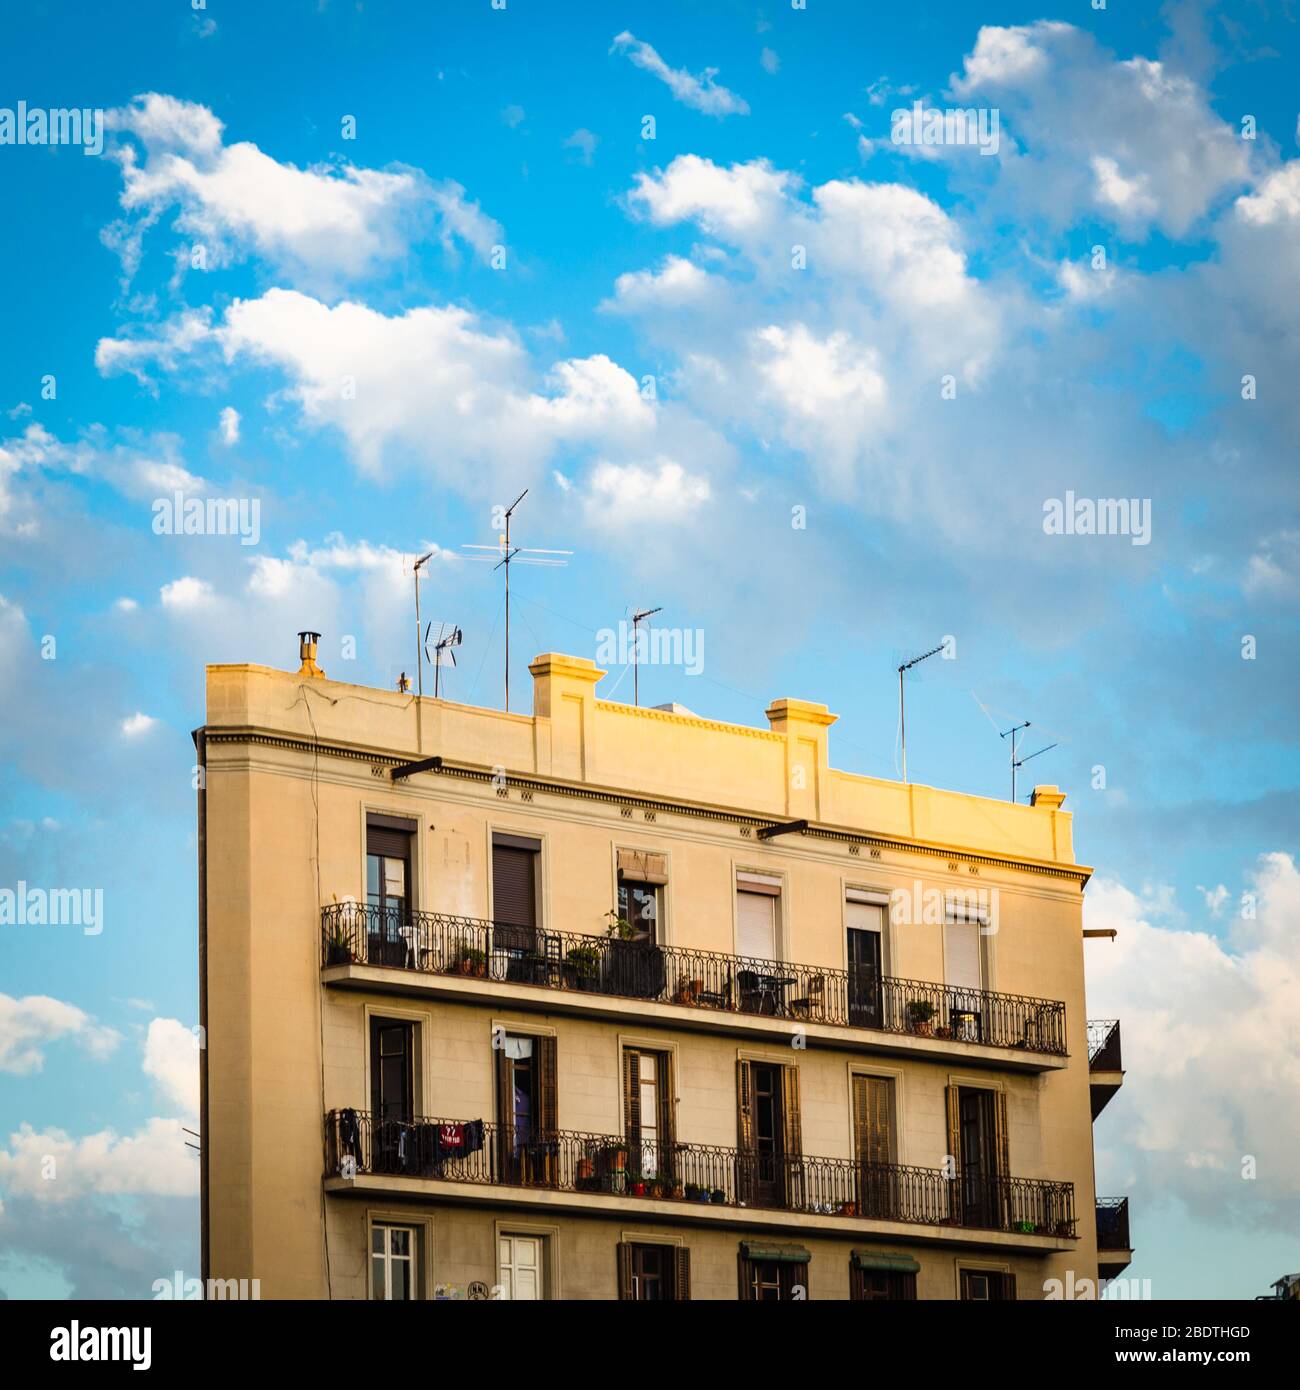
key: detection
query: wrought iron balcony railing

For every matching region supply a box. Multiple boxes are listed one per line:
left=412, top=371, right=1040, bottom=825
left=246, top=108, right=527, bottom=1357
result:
left=1087, top=1019, right=1122, bottom=1071
left=322, top=904, right=1068, bottom=1055
left=1096, top=1196, right=1130, bottom=1250
left=325, top=1109, right=1078, bottom=1237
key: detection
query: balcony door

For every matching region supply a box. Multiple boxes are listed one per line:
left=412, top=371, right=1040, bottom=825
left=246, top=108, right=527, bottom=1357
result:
left=623, top=1048, right=674, bottom=1184
left=496, top=1032, right=557, bottom=1185
left=738, top=1059, right=801, bottom=1207
left=947, top=1085, right=1008, bottom=1228
left=370, top=1017, right=414, bottom=1173
left=366, top=816, right=414, bottom=967
left=846, top=897, right=885, bottom=1028
left=852, top=1074, right=896, bottom=1217
left=492, top=832, right=540, bottom=963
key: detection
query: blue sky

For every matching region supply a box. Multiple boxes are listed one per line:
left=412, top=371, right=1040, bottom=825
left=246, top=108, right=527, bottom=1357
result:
left=1, top=0, right=1297, bottom=1298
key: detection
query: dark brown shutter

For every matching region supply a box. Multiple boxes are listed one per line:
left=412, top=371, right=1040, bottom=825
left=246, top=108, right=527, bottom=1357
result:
left=1001, top=1271, right=1017, bottom=1301
left=616, top=1242, right=634, bottom=1301
left=538, top=1035, right=558, bottom=1134
left=492, top=843, right=537, bottom=928
left=849, top=1262, right=864, bottom=1301
left=993, top=1090, right=1010, bottom=1179
left=737, top=1252, right=753, bottom=1302
left=781, top=1065, right=802, bottom=1158
left=853, top=1075, right=891, bottom=1166
left=623, top=1050, right=641, bottom=1140
left=366, top=817, right=415, bottom=859
left=946, top=1085, right=962, bottom=1224
left=673, top=1246, right=691, bottom=1301
left=660, top=1052, right=675, bottom=1152
left=495, top=1036, right=512, bottom=1176
left=736, top=1059, right=755, bottom=1204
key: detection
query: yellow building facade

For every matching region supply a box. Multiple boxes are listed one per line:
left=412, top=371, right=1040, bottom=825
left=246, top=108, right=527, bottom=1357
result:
left=196, top=640, right=1126, bottom=1300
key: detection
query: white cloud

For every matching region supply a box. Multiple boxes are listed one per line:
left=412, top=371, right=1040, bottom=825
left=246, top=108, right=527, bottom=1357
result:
left=0, top=1117, right=197, bottom=1201
left=1086, top=854, right=1300, bottom=1226
left=611, top=32, right=749, bottom=117
left=119, top=712, right=157, bottom=737
left=0, top=994, right=120, bottom=1075
left=142, top=1018, right=198, bottom=1118
left=607, top=255, right=716, bottom=312
left=629, top=155, right=794, bottom=238
left=581, top=458, right=710, bottom=524
left=103, top=92, right=502, bottom=285
left=218, top=406, right=240, bottom=446
left=94, top=307, right=213, bottom=388
left=760, top=48, right=779, bottom=76
left=564, top=128, right=598, bottom=165
left=159, top=576, right=214, bottom=608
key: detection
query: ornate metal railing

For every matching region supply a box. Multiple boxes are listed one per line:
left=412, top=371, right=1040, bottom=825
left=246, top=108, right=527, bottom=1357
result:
left=1096, top=1196, right=1130, bottom=1250
left=322, top=904, right=1067, bottom=1055
left=324, top=1109, right=1078, bottom=1237
left=1087, top=1019, right=1122, bottom=1070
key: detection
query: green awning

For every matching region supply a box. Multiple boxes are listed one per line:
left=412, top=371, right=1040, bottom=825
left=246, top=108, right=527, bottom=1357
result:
left=852, top=1251, right=920, bottom=1274
left=740, top=1241, right=811, bottom=1264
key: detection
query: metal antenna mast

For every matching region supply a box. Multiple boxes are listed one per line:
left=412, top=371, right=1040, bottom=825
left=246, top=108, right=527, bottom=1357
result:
left=425, top=623, right=463, bottom=700
left=897, top=643, right=945, bottom=784
left=1000, top=720, right=1031, bottom=803
left=1013, top=741, right=1059, bottom=804
left=630, top=606, right=662, bottom=707
left=411, top=551, right=434, bottom=699
left=462, top=490, right=571, bottom=712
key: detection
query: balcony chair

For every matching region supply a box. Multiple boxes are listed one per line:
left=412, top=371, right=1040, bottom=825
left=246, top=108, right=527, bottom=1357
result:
left=787, top=974, right=826, bottom=1021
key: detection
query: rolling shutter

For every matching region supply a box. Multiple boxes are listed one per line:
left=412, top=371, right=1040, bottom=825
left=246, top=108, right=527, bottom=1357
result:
left=737, top=890, right=776, bottom=960
left=944, top=917, right=982, bottom=991
left=492, top=841, right=537, bottom=928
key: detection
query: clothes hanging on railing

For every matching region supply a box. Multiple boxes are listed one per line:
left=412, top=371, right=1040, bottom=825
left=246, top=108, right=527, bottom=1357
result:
left=338, top=1108, right=361, bottom=1162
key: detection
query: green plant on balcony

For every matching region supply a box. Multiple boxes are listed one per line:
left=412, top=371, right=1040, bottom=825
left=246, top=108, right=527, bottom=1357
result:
left=604, top=910, right=637, bottom=940
left=565, top=944, right=602, bottom=986
left=906, top=999, right=937, bottom=1036
left=455, top=945, right=487, bottom=977
left=325, top=920, right=354, bottom=966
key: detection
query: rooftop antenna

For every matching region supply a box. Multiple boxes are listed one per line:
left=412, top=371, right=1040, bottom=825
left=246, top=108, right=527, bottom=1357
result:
left=411, top=552, right=434, bottom=700
left=1000, top=720, right=1031, bottom=803
left=897, top=643, right=945, bottom=784
left=462, top=489, right=571, bottom=711
left=1013, top=740, right=1058, bottom=804
left=630, top=606, right=662, bottom=707
left=426, top=622, right=463, bottom=699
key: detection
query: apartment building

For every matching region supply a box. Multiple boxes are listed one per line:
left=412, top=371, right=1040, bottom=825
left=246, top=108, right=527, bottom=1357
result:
left=196, top=635, right=1128, bottom=1300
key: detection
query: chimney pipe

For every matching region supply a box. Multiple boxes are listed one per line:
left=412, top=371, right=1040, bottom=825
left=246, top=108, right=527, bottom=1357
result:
left=297, top=631, right=325, bottom=679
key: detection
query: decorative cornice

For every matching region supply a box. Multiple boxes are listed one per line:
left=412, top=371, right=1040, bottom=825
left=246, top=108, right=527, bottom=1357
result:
left=200, top=727, right=1091, bottom=886
left=595, top=700, right=784, bottom=741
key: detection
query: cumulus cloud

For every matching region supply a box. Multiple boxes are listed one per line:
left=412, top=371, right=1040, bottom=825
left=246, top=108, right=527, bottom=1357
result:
left=0, top=994, right=120, bottom=1075
left=119, top=712, right=157, bottom=737
left=0, top=1118, right=197, bottom=1201
left=218, top=406, right=240, bottom=445
left=159, top=576, right=214, bottom=609
left=102, top=92, right=502, bottom=286
left=580, top=458, right=711, bottom=524
left=611, top=32, right=749, bottom=117
left=142, top=1018, right=199, bottom=1118
left=1086, top=854, right=1300, bottom=1229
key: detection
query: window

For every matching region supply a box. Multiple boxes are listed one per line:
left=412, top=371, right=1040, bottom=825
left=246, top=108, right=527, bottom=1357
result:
left=738, top=1243, right=808, bottom=1300
left=946, top=1086, right=1008, bottom=1227
left=617, top=879, right=661, bottom=943
left=366, top=815, right=415, bottom=967
left=736, top=1060, right=801, bottom=1206
left=499, top=1234, right=545, bottom=1300
left=960, top=1268, right=1016, bottom=1301
left=846, top=893, right=886, bottom=1027
left=852, top=1074, right=897, bottom=1218
left=736, top=873, right=780, bottom=960
left=623, top=1048, right=674, bottom=1182
left=617, top=1243, right=690, bottom=1301
left=850, top=1252, right=918, bottom=1300
left=370, top=1017, right=414, bottom=1173
left=371, top=1224, right=418, bottom=1300
left=496, top=1033, right=557, bottom=1184
left=492, top=832, right=540, bottom=954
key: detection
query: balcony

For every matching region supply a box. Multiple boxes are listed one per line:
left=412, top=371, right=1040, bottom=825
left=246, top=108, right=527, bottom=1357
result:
left=322, top=905, right=1068, bottom=1068
left=1096, top=1196, right=1132, bottom=1278
left=1087, top=1020, right=1125, bottom=1118
left=324, top=1109, right=1078, bottom=1249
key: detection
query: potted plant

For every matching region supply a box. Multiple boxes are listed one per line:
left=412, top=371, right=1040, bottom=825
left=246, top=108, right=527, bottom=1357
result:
left=457, top=945, right=487, bottom=977
left=710, top=1188, right=726, bottom=1204
left=566, top=943, right=602, bottom=989
left=934, top=1024, right=952, bottom=1039
left=576, top=1155, right=595, bottom=1183
left=684, top=1183, right=700, bottom=1201
left=325, top=920, right=353, bottom=966
left=604, top=1141, right=628, bottom=1173
left=672, top=1181, right=685, bottom=1199
left=839, top=1200, right=857, bottom=1217
left=674, top=975, right=694, bottom=1005
left=631, top=1179, right=647, bottom=1197
left=906, top=999, right=937, bottom=1036
left=604, top=910, right=636, bottom=941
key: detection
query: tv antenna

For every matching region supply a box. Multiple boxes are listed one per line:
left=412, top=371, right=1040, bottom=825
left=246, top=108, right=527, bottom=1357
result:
left=630, top=606, right=662, bottom=707
left=897, top=642, right=945, bottom=784
left=462, top=489, right=571, bottom=711
left=1014, top=740, right=1058, bottom=804
left=425, top=622, right=463, bottom=699
left=411, top=551, right=434, bottom=699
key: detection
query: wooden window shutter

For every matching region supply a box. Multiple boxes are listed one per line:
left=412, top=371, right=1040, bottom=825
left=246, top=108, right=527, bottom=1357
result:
left=623, top=1049, right=641, bottom=1141
left=849, top=1262, right=865, bottom=1300
left=737, top=1251, right=754, bottom=1301
left=673, top=1246, right=691, bottom=1301
left=993, top=1089, right=1010, bottom=1179
left=1001, top=1271, right=1017, bottom=1301
left=538, top=1035, right=558, bottom=1134
left=853, top=1075, right=892, bottom=1166
left=616, top=1242, right=634, bottom=1301
left=945, top=1085, right=962, bottom=1223
left=780, top=1065, right=802, bottom=1158
left=736, top=1059, right=755, bottom=1204
left=736, top=1060, right=755, bottom=1151
left=660, top=1052, right=675, bottom=1151
left=494, top=1040, right=512, bottom=1175
left=491, top=843, right=536, bottom=928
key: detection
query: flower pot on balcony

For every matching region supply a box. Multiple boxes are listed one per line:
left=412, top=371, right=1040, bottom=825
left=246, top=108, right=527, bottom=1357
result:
left=672, top=1183, right=685, bottom=1199
left=906, top=1001, right=937, bottom=1036
left=631, top=1181, right=647, bottom=1197
left=326, top=943, right=353, bottom=966
left=839, top=1201, right=857, bottom=1216
left=576, top=1157, right=594, bottom=1182
left=710, top=1188, right=725, bottom=1204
